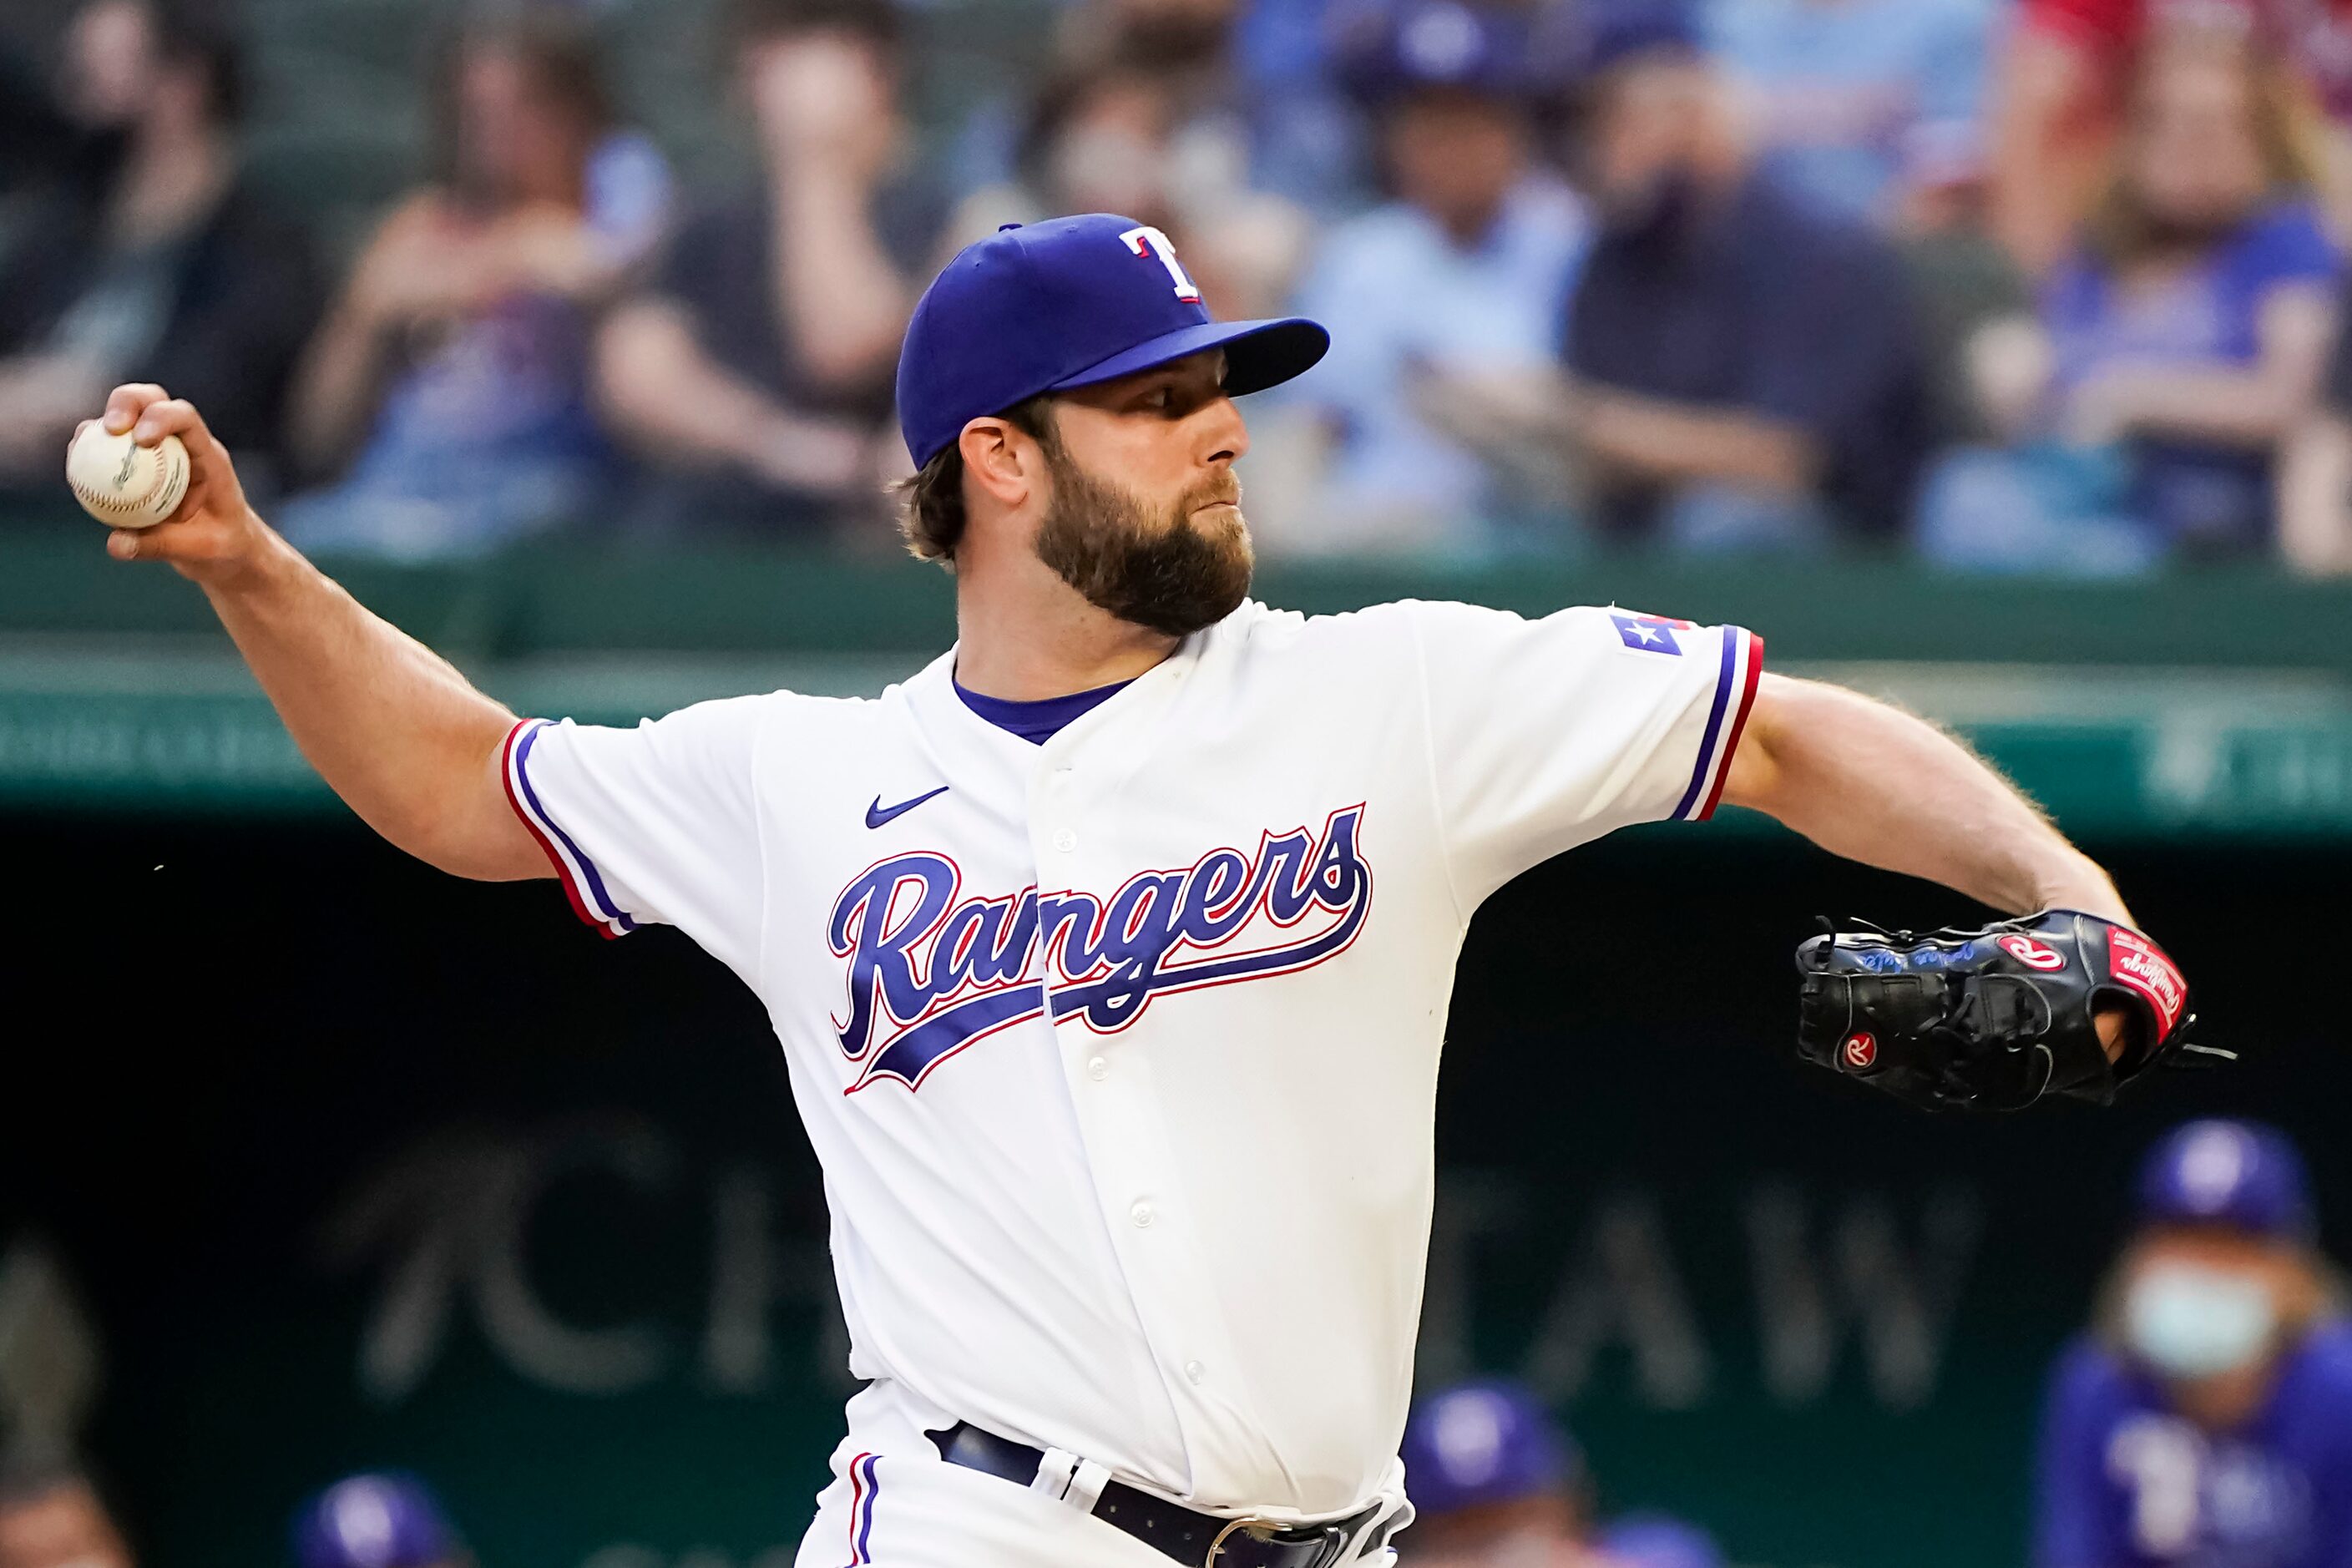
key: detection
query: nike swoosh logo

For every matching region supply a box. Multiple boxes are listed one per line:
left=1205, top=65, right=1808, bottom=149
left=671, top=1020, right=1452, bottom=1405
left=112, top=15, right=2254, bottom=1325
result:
left=865, top=786, right=951, bottom=829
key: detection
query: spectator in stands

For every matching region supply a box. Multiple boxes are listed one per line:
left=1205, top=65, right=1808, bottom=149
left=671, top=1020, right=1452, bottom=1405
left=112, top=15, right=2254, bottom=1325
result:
left=1702, top=0, right=1997, bottom=225
left=946, top=54, right=1308, bottom=323
left=1922, top=31, right=2339, bottom=570
left=1069, top=0, right=1352, bottom=202
left=950, top=0, right=1364, bottom=220
left=0, top=43, right=75, bottom=245
left=0, top=1456, right=134, bottom=1568
left=1893, top=124, right=2036, bottom=447
left=292, top=1474, right=469, bottom=1568
left=0, top=0, right=319, bottom=503
left=2033, top=1120, right=2352, bottom=1568
left=280, top=13, right=666, bottom=560
left=2279, top=265, right=2352, bottom=573
left=1445, top=1, right=1930, bottom=549
left=1991, top=0, right=2352, bottom=277
left=1270, top=0, right=1589, bottom=554
left=595, top=0, right=930, bottom=541
left=1395, top=1380, right=1726, bottom=1568
left=950, top=59, right=1184, bottom=244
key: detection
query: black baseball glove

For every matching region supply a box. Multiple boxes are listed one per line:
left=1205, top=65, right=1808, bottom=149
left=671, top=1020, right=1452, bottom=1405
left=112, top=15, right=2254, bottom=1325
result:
left=1795, top=909, right=2209, bottom=1111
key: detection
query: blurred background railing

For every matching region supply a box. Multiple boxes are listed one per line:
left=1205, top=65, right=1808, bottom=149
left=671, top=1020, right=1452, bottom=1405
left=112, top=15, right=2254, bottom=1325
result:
left=7, top=534, right=2352, bottom=833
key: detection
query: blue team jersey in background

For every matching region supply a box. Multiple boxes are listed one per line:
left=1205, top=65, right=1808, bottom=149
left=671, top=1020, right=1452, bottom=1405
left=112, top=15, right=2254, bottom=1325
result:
left=2033, top=1320, right=2352, bottom=1568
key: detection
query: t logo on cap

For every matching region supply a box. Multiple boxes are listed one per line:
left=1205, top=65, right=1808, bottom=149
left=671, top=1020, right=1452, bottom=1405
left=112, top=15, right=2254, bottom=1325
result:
left=1120, top=225, right=1202, bottom=302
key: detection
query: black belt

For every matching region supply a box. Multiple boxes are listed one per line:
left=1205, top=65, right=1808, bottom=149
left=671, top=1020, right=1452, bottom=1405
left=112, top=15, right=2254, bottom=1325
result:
left=929, top=1421, right=1390, bottom=1568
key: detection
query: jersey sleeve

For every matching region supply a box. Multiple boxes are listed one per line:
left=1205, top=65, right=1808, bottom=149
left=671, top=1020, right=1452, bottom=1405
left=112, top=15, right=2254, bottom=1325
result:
left=1404, top=600, right=1763, bottom=907
left=500, top=695, right=770, bottom=976
left=2317, top=1328, right=2352, bottom=1568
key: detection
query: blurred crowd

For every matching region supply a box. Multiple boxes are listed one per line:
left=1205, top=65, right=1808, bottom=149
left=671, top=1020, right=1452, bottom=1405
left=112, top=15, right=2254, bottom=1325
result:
left=12, top=0, right=2352, bottom=571
left=3, top=1118, right=2341, bottom=1566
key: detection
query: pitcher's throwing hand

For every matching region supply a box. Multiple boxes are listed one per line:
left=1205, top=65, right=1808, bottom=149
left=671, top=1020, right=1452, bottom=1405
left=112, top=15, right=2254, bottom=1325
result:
left=75, top=385, right=273, bottom=583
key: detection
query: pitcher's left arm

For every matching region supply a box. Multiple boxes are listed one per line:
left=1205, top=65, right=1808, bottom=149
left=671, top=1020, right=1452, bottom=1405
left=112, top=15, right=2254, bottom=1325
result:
left=1720, top=673, right=2135, bottom=1061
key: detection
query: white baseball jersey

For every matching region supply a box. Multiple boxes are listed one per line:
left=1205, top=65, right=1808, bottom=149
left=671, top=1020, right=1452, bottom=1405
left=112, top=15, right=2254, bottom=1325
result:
left=501, top=597, right=1761, bottom=1522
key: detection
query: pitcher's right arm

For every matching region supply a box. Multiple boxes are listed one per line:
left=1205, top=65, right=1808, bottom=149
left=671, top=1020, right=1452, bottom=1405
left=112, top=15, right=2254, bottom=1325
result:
left=87, top=383, right=548, bottom=883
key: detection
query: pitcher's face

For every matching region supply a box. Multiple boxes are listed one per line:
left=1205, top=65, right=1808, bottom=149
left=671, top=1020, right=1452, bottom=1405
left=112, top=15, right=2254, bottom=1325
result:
left=1033, top=351, right=1255, bottom=637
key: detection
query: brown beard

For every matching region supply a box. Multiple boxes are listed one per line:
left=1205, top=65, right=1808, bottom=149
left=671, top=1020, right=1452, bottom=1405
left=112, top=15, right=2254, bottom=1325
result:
left=1032, top=438, right=1253, bottom=638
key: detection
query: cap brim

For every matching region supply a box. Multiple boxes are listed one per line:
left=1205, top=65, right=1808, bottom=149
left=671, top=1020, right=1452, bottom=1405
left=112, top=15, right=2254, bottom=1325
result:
left=1049, top=316, right=1330, bottom=399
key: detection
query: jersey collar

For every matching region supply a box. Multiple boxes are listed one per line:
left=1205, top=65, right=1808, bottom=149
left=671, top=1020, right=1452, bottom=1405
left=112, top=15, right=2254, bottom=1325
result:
left=902, top=604, right=1241, bottom=776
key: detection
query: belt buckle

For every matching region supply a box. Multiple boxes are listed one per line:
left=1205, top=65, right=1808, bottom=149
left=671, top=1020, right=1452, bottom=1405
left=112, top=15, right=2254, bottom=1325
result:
left=1205, top=1515, right=1272, bottom=1566
left=1205, top=1515, right=1348, bottom=1568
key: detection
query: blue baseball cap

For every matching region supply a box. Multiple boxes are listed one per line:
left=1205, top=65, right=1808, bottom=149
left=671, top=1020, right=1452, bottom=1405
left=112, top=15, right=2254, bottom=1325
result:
left=293, top=1474, right=461, bottom=1568
left=2137, top=1119, right=2315, bottom=1241
left=1568, top=0, right=1701, bottom=79
left=1399, top=1379, right=1580, bottom=1516
left=1332, top=0, right=1554, bottom=104
left=895, top=213, right=1328, bottom=468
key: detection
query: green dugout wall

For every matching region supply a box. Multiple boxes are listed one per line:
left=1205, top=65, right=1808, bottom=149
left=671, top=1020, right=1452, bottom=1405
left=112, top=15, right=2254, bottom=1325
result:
left=2, top=541, right=2346, bottom=1567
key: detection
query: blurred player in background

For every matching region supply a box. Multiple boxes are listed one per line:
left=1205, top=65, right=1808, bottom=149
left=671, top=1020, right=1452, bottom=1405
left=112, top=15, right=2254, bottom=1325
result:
left=0, top=1456, right=134, bottom=1568
left=292, top=1474, right=470, bottom=1568
left=2033, top=1119, right=2352, bottom=1568
left=1395, top=1381, right=1722, bottom=1568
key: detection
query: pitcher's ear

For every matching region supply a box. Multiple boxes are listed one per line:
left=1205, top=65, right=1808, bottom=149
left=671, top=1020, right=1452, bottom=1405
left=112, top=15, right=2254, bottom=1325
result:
left=959, top=417, right=1039, bottom=509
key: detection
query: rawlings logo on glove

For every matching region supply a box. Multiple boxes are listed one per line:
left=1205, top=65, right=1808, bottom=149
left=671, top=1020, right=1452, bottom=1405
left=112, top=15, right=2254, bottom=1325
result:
left=2107, top=927, right=2188, bottom=1035
left=1794, top=910, right=2209, bottom=1112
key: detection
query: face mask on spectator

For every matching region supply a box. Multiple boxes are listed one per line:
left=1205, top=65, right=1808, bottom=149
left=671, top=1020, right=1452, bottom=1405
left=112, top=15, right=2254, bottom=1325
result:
left=2126, top=1261, right=2278, bottom=1378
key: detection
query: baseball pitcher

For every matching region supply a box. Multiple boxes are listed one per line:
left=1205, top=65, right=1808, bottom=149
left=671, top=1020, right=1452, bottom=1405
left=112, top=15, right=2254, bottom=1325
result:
left=83, top=213, right=2197, bottom=1568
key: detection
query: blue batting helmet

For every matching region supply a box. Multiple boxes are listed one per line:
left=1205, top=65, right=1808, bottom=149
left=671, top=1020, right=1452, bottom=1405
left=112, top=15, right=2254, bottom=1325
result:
left=1399, top=1379, right=1581, bottom=1516
left=292, top=1474, right=462, bottom=1568
left=2137, top=1119, right=2315, bottom=1241
left=1331, top=0, right=1553, bottom=104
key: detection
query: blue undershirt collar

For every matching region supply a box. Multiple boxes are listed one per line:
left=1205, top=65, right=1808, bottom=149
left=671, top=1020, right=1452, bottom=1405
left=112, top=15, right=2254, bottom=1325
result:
left=954, top=677, right=1134, bottom=745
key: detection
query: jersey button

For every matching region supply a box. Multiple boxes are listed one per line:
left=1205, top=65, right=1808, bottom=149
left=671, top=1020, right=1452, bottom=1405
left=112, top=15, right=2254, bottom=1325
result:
left=1087, top=1055, right=1108, bottom=1080
left=1051, top=828, right=1079, bottom=853
left=1184, top=1360, right=1206, bottom=1384
left=1129, top=1201, right=1155, bottom=1228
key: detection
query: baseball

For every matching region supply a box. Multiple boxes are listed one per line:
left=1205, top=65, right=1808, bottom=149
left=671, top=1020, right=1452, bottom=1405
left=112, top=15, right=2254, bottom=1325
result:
left=66, top=423, right=191, bottom=529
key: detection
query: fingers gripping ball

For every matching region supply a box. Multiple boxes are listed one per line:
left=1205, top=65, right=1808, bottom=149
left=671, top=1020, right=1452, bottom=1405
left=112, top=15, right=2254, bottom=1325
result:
left=67, top=423, right=190, bottom=529
left=1793, top=910, right=2200, bottom=1112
